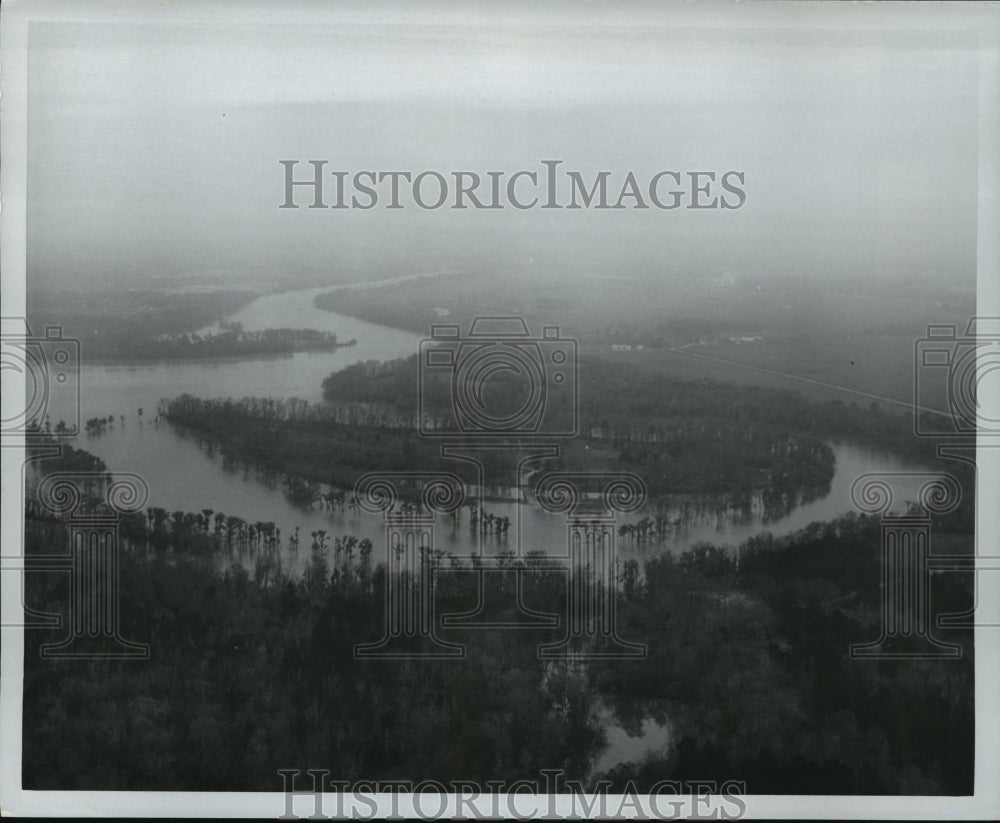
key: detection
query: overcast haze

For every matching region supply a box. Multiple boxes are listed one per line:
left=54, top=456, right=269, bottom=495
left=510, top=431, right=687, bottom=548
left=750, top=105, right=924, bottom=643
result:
left=26, top=10, right=979, bottom=292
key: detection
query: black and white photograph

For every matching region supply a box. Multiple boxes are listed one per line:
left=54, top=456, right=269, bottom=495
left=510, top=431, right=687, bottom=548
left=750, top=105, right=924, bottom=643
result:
left=1, top=0, right=998, bottom=818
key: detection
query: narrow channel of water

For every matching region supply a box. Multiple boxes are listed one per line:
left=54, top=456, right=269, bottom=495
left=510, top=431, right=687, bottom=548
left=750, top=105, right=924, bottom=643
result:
left=43, top=282, right=934, bottom=580
left=33, top=279, right=943, bottom=770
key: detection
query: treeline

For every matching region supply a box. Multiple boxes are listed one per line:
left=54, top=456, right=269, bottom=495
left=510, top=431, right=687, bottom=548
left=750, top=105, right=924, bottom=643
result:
left=22, top=495, right=974, bottom=793
left=322, top=356, right=838, bottom=501
left=25, top=435, right=108, bottom=474
left=22, top=516, right=603, bottom=790
left=159, top=394, right=482, bottom=495
left=575, top=357, right=944, bottom=467
left=324, top=354, right=941, bottom=464
left=322, top=356, right=420, bottom=412
left=28, top=288, right=259, bottom=361
left=88, top=327, right=356, bottom=362
left=159, top=390, right=832, bottom=512
left=162, top=392, right=417, bottom=429
left=595, top=513, right=974, bottom=795
left=322, top=355, right=569, bottom=433
left=616, top=427, right=833, bottom=503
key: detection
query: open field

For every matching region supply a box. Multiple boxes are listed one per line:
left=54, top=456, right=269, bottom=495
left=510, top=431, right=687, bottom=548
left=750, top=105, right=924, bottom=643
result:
left=314, top=268, right=965, bottom=417
left=584, top=333, right=948, bottom=415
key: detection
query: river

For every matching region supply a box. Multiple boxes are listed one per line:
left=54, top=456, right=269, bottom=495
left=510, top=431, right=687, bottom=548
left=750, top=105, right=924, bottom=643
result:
left=47, top=281, right=931, bottom=580
left=40, top=279, right=938, bottom=771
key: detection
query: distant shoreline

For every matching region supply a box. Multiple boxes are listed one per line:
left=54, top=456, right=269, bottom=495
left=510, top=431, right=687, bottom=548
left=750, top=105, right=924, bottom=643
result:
left=82, top=343, right=356, bottom=367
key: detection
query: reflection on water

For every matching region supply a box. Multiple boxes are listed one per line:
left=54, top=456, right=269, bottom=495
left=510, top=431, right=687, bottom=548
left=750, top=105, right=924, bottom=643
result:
left=44, top=283, right=937, bottom=580
left=35, top=282, right=944, bottom=775
left=69, top=286, right=421, bottom=421
left=65, top=420, right=932, bottom=580
left=591, top=714, right=672, bottom=777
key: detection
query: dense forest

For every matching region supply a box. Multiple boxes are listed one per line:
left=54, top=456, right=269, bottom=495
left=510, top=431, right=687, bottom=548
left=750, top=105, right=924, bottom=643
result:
left=88, top=326, right=356, bottom=362
left=21, top=447, right=974, bottom=793
left=322, top=354, right=943, bottom=464
left=19, top=321, right=978, bottom=797
left=158, top=357, right=866, bottom=514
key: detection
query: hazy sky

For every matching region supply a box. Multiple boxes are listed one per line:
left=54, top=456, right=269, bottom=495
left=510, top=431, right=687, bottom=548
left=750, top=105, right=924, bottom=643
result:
left=26, top=3, right=980, bottom=291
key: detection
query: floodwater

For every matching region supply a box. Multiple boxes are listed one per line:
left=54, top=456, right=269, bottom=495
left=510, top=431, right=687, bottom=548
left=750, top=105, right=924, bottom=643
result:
left=42, top=282, right=934, bottom=577
left=34, top=279, right=940, bottom=772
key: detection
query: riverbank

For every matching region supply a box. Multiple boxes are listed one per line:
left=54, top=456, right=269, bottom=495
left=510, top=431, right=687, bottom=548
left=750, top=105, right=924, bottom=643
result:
left=37, top=281, right=971, bottom=576
left=158, top=389, right=837, bottom=512
left=84, top=329, right=358, bottom=365
left=22, top=479, right=975, bottom=794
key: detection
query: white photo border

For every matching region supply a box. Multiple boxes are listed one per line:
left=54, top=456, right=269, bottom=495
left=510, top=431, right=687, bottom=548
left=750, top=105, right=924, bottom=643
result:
left=1, top=0, right=998, bottom=818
